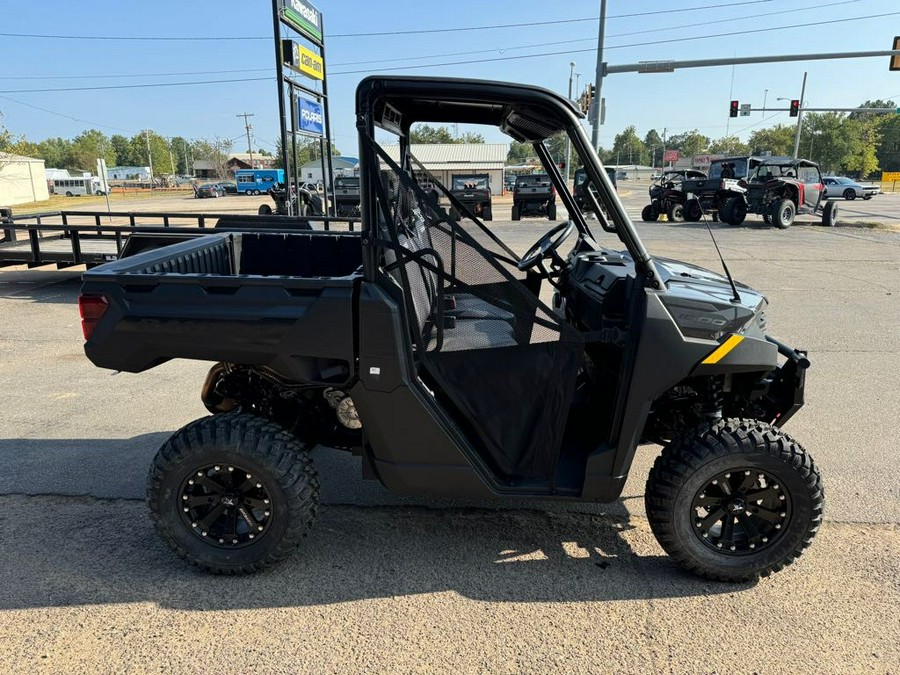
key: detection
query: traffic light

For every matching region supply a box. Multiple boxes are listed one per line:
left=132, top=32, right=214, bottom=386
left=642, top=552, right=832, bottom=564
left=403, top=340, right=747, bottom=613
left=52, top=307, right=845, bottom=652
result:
left=789, top=100, right=800, bottom=117
left=729, top=100, right=739, bottom=118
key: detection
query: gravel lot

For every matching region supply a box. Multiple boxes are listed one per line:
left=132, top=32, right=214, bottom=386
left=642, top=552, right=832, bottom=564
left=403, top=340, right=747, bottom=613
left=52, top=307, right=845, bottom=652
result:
left=1, top=191, right=898, bottom=673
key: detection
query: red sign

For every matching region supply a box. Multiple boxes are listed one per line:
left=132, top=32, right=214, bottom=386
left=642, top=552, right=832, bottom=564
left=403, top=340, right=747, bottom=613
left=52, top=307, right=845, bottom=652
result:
left=663, top=150, right=680, bottom=163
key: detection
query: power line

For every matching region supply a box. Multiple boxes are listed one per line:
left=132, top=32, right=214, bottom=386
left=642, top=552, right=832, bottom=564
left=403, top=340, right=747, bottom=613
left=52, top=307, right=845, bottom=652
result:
left=330, top=10, right=900, bottom=75
left=0, top=67, right=270, bottom=81
left=328, top=0, right=861, bottom=68
left=0, top=93, right=135, bottom=133
left=0, top=77, right=272, bottom=95
left=0, top=1, right=776, bottom=43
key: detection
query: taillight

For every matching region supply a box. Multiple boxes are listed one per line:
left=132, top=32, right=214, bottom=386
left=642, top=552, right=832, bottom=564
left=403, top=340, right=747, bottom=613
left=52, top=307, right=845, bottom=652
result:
left=78, top=294, right=108, bottom=341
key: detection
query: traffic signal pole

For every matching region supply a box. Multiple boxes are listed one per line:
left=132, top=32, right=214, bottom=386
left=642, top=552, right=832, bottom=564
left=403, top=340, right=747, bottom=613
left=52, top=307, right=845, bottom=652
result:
left=791, top=72, right=807, bottom=160
left=590, top=0, right=606, bottom=152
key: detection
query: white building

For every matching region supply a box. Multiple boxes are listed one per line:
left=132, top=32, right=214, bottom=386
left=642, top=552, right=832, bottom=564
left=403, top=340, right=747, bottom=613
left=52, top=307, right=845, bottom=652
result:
left=106, top=165, right=152, bottom=181
left=0, top=154, right=50, bottom=206
left=384, top=144, right=508, bottom=195
left=297, top=156, right=359, bottom=186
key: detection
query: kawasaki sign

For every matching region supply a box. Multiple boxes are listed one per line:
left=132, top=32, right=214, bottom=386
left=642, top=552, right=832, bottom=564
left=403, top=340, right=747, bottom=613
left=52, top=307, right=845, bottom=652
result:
left=280, top=0, right=322, bottom=43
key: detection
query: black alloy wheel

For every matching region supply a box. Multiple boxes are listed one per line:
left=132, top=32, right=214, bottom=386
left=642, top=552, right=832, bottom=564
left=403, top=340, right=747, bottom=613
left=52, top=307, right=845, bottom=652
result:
left=178, top=463, right=274, bottom=548
left=843, top=188, right=856, bottom=200
left=148, top=413, right=319, bottom=574
left=691, top=468, right=790, bottom=555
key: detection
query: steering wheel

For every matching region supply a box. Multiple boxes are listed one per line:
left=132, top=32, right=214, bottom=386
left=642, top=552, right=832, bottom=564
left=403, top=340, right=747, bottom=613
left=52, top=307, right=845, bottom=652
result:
left=517, top=220, right=576, bottom=272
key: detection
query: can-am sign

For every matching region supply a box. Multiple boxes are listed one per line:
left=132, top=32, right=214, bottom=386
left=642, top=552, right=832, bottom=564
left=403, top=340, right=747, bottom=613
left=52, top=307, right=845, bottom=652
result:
left=298, top=98, right=324, bottom=135
left=280, top=0, right=322, bottom=43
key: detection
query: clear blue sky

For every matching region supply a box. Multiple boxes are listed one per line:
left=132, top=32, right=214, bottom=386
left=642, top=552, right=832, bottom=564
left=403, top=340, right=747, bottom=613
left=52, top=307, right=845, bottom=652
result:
left=1, top=0, right=899, bottom=155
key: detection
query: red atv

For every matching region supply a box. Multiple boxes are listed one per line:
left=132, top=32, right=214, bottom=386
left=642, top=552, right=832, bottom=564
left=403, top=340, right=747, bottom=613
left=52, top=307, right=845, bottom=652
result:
left=717, top=157, right=838, bottom=229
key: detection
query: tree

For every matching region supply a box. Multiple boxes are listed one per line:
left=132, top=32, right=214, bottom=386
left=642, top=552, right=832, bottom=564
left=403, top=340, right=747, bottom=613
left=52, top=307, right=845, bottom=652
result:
left=69, top=129, right=116, bottom=171
left=110, top=134, right=133, bottom=165
left=169, top=136, right=192, bottom=174
left=35, top=137, right=73, bottom=169
left=271, top=137, right=339, bottom=170
left=193, top=137, right=234, bottom=178
left=507, top=140, right=535, bottom=164
left=409, top=124, right=455, bottom=144
left=708, top=135, right=750, bottom=156
left=849, top=99, right=896, bottom=122
left=666, top=129, right=709, bottom=158
left=843, top=117, right=881, bottom=178
left=876, top=114, right=900, bottom=172
left=611, top=125, right=645, bottom=165
left=126, top=131, right=172, bottom=176
left=798, top=113, right=854, bottom=172
left=748, top=124, right=795, bottom=156
left=457, top=131, right=485, bottom=144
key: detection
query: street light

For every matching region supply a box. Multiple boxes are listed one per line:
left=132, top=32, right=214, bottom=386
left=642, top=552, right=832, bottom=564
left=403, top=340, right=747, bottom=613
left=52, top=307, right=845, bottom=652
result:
left=564, top=62, right=576, bottom=185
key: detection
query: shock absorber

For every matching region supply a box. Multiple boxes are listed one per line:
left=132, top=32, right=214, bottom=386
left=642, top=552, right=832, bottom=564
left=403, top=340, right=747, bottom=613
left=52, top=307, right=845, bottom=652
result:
left=702, top=376, right=725, bottom=422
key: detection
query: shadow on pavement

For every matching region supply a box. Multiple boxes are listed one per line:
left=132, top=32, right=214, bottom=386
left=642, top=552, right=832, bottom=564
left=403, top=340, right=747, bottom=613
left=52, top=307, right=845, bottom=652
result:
left=0, top=270, right=82, bottom=304
left=0, top=495, right=749, bottom=611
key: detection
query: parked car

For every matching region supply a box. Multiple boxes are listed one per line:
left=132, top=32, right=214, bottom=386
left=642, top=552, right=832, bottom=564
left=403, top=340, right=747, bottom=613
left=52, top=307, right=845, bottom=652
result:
left=212, top=182, right=237, bottom=195
left=822, top=176, right=875, bottom=201
left=194, top=183, right=225, bottom=198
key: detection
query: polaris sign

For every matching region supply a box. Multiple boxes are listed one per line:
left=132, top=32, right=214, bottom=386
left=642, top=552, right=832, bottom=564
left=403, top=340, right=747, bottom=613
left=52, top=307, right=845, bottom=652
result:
left=280, top=0, right=322, bottom=43
left=298, top=98, right=324, bottom=135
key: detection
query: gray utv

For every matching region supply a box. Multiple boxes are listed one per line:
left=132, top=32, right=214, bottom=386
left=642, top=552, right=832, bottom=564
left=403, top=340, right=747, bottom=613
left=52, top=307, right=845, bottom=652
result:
left=79, top=76, right=822, bottom=582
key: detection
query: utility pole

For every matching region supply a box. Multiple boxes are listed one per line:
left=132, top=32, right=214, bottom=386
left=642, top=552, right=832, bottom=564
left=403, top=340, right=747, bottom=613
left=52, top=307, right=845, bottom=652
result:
left=661, top=128, right=667, bottom=169
left=762, top=88, right=768, bottom=118
left=590, top=0, right=607, bottom=152
left=144, top=130, right=154, bottom=187
left=792, top=72, right=807, bottom=160
left=564, top=61, right=575, bottom=186
left=237, top=112, right=256, bottom=168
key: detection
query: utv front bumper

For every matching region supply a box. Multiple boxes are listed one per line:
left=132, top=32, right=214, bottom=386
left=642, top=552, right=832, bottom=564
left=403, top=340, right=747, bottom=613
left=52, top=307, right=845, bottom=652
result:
left=760, top=335, right=809, bottom=427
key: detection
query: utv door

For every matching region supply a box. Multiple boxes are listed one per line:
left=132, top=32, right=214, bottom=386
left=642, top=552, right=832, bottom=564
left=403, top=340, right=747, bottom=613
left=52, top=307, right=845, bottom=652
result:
left=371, top=156, right=583, bottom=485
left=799, top=164, right=823, bottom=210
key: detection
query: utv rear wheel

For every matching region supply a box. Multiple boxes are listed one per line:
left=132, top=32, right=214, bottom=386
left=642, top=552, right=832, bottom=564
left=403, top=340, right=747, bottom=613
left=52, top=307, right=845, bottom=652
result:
left=721, top=197, right=746, bottom=226
left=822, top=200, right=838, bottom=227
left=641, top=204, right=659, bottom=222
left=148, top=413, right=319, bottom=574
left=645, top=419, right=823, bottom=582
left=668, top=203, right=685, bottom=222
left=684, top=201, right=703, bottom=222
left=258, top=204, right=272, bottom=215
left=511, top=204, right=520, bottom=221
left=547, top=203, right=557, bottom=220
left=771, top=199, right=795, bottom=229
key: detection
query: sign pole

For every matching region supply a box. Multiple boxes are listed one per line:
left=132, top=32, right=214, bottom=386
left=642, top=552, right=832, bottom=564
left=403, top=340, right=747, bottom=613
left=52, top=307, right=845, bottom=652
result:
left=319, top=11, right=336, bottom=214
left=290, top=85, right=302, bottom=214
left=272, top=0, right=293, bottom=214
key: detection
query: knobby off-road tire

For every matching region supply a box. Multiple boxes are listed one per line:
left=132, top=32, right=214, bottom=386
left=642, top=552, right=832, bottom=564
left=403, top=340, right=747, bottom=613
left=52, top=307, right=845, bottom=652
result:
left=684, top=200, right=703, bottom=222
left=822, top=200, right=838, bottom=227
left=721, top=197, right=747, bottom=226
left=547, top=203, right=557, bottom=221
left=148, top=413, right=319, bottom=574
left=641, top=204, right=659, bottom=222
left=511, top=204, right=521, bottom=221
left=771, top=198, right=795, bottom=229
left=645, top=418, right=824, bottom=582
left=482, top=207, right=493, bottom=221
left=668, top=203, right=685, bottom=223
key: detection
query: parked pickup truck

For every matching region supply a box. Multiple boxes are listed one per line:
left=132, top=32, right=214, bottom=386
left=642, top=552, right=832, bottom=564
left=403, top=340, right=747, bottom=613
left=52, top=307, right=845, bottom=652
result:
left=512, top=173, right=556, bottom=220
left=79, top=75, right=821, bottom=583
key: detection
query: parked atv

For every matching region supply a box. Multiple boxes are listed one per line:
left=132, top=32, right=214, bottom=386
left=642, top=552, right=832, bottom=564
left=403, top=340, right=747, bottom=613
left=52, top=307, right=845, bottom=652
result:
left=680, top=157, right=764, bottom=222
left=717, top=157, right=837, bottom=228
left=641, top=170, right=707, bottom=223
left=258, top=183, right=324, bottom=217
left=448, top=173, right=493, bottom=221
left=79, top=76, right=822, bottom=582
left=512, top=173, right=556, bottom=220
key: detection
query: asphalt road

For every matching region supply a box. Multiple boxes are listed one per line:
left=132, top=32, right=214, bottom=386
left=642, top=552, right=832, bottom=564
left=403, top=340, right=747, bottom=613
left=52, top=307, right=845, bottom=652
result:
left=1, top=192, right=899, bottom=672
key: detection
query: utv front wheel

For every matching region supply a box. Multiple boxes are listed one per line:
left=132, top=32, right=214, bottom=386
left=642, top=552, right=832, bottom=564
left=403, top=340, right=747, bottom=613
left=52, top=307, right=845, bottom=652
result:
left=667, top=203, right=685, bottom=222
left=641, top=204, right=659, bottom=222
left=721, top=197, right=746, bottom=226
left=148, top=413, right=319, bottom=574
left=645, top=419, right=823, bottom=582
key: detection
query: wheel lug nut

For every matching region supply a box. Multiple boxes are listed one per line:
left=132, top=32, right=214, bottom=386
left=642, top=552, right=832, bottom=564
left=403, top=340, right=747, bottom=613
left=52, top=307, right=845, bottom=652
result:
left=182, top=495, right=188, bottom=500
left=256, top=483, right=262, bottom=488
left=264, top=499, right=270, bottom=505
left=775, top=524, right=781, bottom=529
left=712, top=480, right=718, bottom=485
left=246, top=473, right=252, bottom=479
left=191, top=522, right=197, bottom=528
left=702, top=533, right=708, bottom=538
left=188, top=479, right=194, bottom=485
left=696, top=522, right=702, bottom=528
left=780, top=512, right=786, bottom=517
left=197, top=472, right=203, bottom=477
left=258, top=525, right=264, bottom=531
left=744, top=471, right=751, bottom=476
left=232, top=539, right=238, bottom=544
left=717, top=542, right=723, bottom=548
left=219, top=538, right=224, bottom=544
left=750, top=543, right=756, bottom=549
left=725, top=473, right=731, bottom=478
left=214, top=465, right=220, bottom=471
left=730, top=545, right=736, bottom=551
left=762, top=537, right=768, bottom=543
left=183, top=507, right=189, bottom=512
left=699, top=493, right=705, bottom=498
left=779, top=495, right=785, bottom=501
left=201, top=531, right=207, bottom=537
left=228, top=466, right=234, bottom=472
left=249, top=534, right=255, bottom=539
left=264, top=511, right=270, bottom=517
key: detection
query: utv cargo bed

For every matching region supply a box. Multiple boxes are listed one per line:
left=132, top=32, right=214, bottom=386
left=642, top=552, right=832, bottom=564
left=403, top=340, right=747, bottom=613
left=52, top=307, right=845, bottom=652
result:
left=80, top=231, right=362, bottom=384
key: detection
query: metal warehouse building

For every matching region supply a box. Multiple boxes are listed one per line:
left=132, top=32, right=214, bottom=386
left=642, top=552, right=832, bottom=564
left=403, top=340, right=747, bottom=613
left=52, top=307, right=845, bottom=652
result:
left=385, top=144, right=508, bottom=195
left=0, top=154, right=50, bottom=206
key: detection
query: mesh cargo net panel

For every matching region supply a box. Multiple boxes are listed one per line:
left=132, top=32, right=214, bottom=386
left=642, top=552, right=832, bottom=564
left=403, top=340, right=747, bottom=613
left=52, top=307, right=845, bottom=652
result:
left=369, top=140, right=584, bottom=481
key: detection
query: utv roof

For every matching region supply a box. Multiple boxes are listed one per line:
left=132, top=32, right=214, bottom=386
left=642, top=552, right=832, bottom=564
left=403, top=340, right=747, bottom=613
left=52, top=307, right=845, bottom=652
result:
left=758, top=156, right=818, bottom=167
left=356, top=76, right=584, bottom=143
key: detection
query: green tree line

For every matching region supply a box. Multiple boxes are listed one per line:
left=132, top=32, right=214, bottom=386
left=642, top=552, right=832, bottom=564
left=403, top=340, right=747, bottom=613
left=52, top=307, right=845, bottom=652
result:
left=505, top=100, right=900, bottom=178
